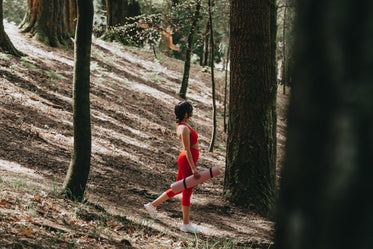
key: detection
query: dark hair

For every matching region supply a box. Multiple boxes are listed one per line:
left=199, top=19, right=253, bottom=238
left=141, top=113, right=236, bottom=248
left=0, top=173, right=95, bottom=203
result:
left=175, top=101, right=193, bottom=123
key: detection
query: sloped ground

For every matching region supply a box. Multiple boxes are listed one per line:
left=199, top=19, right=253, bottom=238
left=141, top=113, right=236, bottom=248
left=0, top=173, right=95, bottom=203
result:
left=0, top=22, right=288, bottom=248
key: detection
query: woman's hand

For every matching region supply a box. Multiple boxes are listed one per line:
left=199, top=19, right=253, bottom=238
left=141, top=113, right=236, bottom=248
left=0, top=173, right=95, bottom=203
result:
left=192, top=168, right=200, bottom=179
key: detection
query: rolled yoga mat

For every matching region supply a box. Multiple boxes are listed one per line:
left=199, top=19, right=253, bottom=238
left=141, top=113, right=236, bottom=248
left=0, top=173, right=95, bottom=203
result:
left=171, top=166, right=220, bottom=193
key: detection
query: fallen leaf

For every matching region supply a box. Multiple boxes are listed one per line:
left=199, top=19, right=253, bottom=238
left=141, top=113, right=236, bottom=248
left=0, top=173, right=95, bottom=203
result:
left=21, top=227, right=33, bottom=236
left=32, top=196, right=42, bottom=202
left=79, top=234, right=89, bottom=241
left=108, top=221, right=117, bottom=228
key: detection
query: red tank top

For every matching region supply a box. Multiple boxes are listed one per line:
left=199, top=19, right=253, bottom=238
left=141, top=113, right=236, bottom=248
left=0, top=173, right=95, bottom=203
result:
left=177, top=122, right=198, bottom=146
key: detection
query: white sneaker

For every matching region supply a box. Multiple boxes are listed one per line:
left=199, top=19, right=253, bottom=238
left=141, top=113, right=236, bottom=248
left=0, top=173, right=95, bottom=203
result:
left=144, top=203, right=158, bottom=219
left=180, top=223, right=200, bottom=234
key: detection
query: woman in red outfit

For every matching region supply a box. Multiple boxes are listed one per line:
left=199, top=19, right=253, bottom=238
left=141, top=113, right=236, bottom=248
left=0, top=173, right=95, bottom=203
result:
left=144, top=101, right=201, bottom=233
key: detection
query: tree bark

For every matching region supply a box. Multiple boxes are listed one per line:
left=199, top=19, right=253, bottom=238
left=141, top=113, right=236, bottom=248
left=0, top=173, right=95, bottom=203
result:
left=202, top=18, right=211, bottom=66
left=102, top=0, right=141, bottom=41
left=106, top=0, right=140, bottom=27
left=0, top=0, right=25, bottom=56
left=62, top=0, right=94, bottom=201
left=19, top=0, right=76, bottom=48
left=282, top=5, right=287, bottom=95
left=223, top=0, right=277, bottom=217
left=223, top=45, right=229, bottom=133
left=158, top=0, right=172, bottom=56
left=179, top=0, right=201, bottom=99
left=270, top=0, right=278, bottom=180
left=208, top=0, right=216, bottom=152
left=275, top=1, right=373, bottom=248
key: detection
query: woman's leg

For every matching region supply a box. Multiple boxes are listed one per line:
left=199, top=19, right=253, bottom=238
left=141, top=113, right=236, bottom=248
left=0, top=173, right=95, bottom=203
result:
left=182, top=205, right=190, bottom=224
left=181, top=186, right=193, bottom=223
left=179, top=149, right=198, bottom=224
left=152, top=192, right=170, bottom=207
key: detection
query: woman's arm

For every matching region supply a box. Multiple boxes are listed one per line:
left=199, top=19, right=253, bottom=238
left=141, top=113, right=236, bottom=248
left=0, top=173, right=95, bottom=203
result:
left=179, top=126, right=200, bottom=179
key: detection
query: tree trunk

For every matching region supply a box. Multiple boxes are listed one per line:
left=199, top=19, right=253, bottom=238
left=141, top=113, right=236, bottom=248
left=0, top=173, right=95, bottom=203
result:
left=67, top=0, right=78, bottom=34
left=223, top=0, right=276, bottom=217
left=223, top=45, right=229, bottom=133
left=19, top=0, right=76, bottom=48
left=282, top=5, right=287, bottom=95
left=0, top=0, right=25, bottom=56
left=158, top=0, right=172, bottom=56
left=202, top=18, right=210, bottom=66
left=275, top=1, right=373, bottom=248
left=179, top=0, right=201, bottom=100
left=102, top=0, right=141, bottom=41
left=270, top=0, right=278, bottom=178
left=106, top=0, right=140, bottom=27
left=62, top=0, right=94, bottom=201
left=208, top=0, right=216, bottom=152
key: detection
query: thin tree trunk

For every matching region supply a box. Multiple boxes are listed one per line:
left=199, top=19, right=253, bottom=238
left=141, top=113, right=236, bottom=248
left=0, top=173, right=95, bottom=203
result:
left=223, top=45, right=230, bottom=133
left=0, top=0, right=25, bottom=56
left=270, top=0, right=278, bottom=183
left=62, top=0, right=94, bottom=201
left=179, top=0, right=201, bottom=99
left=208, top=0, right=216, bottom=152
left=282, top=5, right=287, bottom=95
left=202, top=18, right=210, bottom=66
left=67, top=0, right=78, bottom=34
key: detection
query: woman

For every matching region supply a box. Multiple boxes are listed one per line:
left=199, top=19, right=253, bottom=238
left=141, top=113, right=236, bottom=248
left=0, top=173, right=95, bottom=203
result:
left=144, top=101, right=201, bottom=233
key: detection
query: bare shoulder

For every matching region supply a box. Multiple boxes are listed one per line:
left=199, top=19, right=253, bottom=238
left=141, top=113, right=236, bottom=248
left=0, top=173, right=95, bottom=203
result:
left=177, top=124, right=190, bottom=136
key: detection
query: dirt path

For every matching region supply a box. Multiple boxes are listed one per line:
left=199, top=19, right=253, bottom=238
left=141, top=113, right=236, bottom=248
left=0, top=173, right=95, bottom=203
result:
left=0, top=22, right=288, bottom=248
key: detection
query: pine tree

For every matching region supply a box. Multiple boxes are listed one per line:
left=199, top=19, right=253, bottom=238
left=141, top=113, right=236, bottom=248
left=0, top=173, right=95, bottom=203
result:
left=223, top=0, right=277, bottom=217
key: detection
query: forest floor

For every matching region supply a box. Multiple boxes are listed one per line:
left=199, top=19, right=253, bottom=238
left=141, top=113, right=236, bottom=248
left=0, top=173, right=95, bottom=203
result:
left=0, top=22, right=289, bottom=249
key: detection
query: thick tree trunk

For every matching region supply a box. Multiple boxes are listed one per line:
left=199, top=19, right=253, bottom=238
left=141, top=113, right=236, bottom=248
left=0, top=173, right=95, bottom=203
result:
left=62, top=0, right=94, bottom=201
left=19, top=0, right=76, bottom=48
left=179, top=0, right=201, bottom=99
left=223, top=0, right=276, bottom=217
left=0, top=0, right=25, bottom=56
left=275, top=1, right=373, bottom=248
left=106, top=0, right=140, bottom=27
left=102, top=0, right=141, bottom=41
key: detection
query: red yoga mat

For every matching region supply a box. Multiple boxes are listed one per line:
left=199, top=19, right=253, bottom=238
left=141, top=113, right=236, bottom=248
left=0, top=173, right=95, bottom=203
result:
left=170, top=166, right=220, bottom=193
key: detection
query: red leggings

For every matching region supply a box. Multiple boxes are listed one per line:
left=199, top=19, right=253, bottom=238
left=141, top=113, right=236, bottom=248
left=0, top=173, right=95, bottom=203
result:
left=166, top=149, right=199, bottom=206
